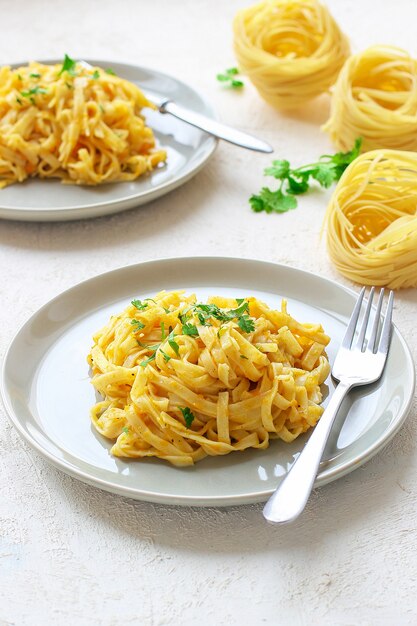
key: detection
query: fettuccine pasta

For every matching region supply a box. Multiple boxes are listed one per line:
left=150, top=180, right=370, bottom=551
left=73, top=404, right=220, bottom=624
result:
left=324, top=149, right=417, bottom=289
left=323, top=46, right=417, bottom=152
left=233, top=0, right=350, bottom=109
left=88, top=291, right=331, bottom=466
left=0, top=57, right=166, bottom=188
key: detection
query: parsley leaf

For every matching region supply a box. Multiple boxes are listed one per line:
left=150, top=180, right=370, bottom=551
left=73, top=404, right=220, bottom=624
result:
left=161, top=321, right=166, bottom=340
left=167, top=331, right=180, bottom=356
left=238, top=315, right=255, bottom=333
left=182, top=323, right=199, bottom=337
left=58, top=54, right=77, bottom=77
left=131, top=299, right=148, bottom=311
left=105, top=68, right=116, bottom=75
left=250, top=138, right=362, bottom=214
left=131, top=319, right=145, bottom=332
left=179, top=407, right=195, bottom=429
left=29, top=73, right=41, bottom=79
left=122, top=426, right=129, bottom=434
left=21, top=86, right=48, bottom=98
left=92, top=70, right=100, bottom=79
left=140, top=353, right=156, bottom=367
left=160, top=349, right=171, bottom=362
left=216, top=67, right=244, bottom=89
left=250, top=188, right=297, bottom=214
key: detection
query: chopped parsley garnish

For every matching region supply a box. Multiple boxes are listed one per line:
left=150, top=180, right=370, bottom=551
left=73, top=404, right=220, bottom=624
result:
left=92, top=70, right=100, bottom=79
left=29, top=73, right=41, bottom=79
left=160, top=349, right=171, bottom=362
left=65, top=82, right=73, bottom=90
left=161, top=321, right=166, bottom=340
left=182, top=323, right=199, bottom=337
left=122, top=426, right=129, bottom=435
left=144, top=298, right=157, bottom=305
left=250, top=138, right=362, bottom=214
left=140, top=353, right=156, bottom=367
left=131, top=299, right=148, bottom=311
left=216, top=67, right=244, bottom=89
left=167, top=330, right=180, bottom=356
left=240, top=354, right=249, bottom=359
left=21, top=86, right=48, bottom=98
left=184, top=300, right=255, bottom=333
left=131, top=319, right=145, bottom=332
left=105, top=68, right=116, bottom=75
left=58, top=54, right=77, bottom=77
left=180, top=407, right=195, bottom=429
left=16, top=97, right=22, bottom=105
left=238, top=315, right=255, bottom=333
left=17, top=74, right=22, bottom=81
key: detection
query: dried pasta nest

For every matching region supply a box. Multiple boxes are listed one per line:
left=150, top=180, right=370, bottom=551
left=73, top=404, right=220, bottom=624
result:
left=233, top=0, right=350, bottom=109
left=323, top=46, right=417, bottom=152
left=324, top=149, right=417, bottom=289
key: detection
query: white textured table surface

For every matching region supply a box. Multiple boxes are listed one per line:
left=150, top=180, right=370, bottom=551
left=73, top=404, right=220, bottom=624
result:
left=1, top=1, right=417, bottom=624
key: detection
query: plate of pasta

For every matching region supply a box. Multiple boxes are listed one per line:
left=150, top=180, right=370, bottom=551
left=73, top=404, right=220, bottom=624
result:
left=1, top=258, right=414, bottom=506
left=0, top=57, right=217, bottom=221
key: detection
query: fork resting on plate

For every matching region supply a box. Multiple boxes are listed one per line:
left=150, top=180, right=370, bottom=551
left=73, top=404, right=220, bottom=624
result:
left=263, top=287, right=394, bottom=525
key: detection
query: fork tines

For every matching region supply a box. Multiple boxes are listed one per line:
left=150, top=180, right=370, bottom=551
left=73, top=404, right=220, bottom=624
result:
left=343, top=287, right=394, bottom=354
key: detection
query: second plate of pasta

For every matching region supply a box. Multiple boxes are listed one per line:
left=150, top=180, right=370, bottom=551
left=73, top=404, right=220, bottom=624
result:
left=1, top=258, right=414, bottom=506
left=0, top=59, right=217, bottom=221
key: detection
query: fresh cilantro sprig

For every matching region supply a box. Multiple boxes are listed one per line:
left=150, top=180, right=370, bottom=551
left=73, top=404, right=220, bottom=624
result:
left=131, top=299, right=148, bottom=311
left=216, top=67, right=244, bottom=89
left=250, top=138, right=362, bottom=214
left=58, top=54, right=77, bottom=77
left=180, top=407, right=195, bottom=429
left=20, top=86, right=48, bottom=104
left=181, top=299, right=255, bottom=333
left=131, top=319, right=145, bottom=332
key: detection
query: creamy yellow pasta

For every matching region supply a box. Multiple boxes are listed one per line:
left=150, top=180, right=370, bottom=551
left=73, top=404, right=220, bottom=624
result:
left=323, top=46, right=417, bottom=152
left=233, top=0, right=350, bottom=109
left=88, top=291, right=330, bottom=466
left=0, top=57, right=166, bottom=188
left=324, top=149, right=417, bottom=289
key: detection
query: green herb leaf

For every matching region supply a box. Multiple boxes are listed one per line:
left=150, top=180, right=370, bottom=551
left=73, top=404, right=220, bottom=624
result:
left=235, top=298, right=245, bottom=306
left=179, top=407, right=195, bottom=429
left=92, top=70, right=100, bottom=79
left=217, top=67, right=244, bottom=89
left=105, top=68, right=116, bottom=75
left=16, top=97, right=22, bottom=105
left=250, top=138, right=362, bottom=214
left=17, top=74, right=22, bottom=81
left=21, top=86, right=48, bottom=98
left=238, top=315, right=255, bottom=333
left=131, top=319, right=145, bottom=332
left=122, top=426, right=129, bottom=434
left=58, top=54, right=77, bottom=77
left=131, top=299, right=148, bottom=311
left=161, top=321, right=166, bottom=340
left=240, top=354, right=249, bottom=359
left=140, top=353, right=156, bottom=367
left=167, top=331, right=180, bottom=356
left=250, top=188, right=297, bottom=214
left=160, top=349, right=171, bottom=362
left=264, top=160, right=290, bottom=179
left=182, top=323, right=199, bottom=337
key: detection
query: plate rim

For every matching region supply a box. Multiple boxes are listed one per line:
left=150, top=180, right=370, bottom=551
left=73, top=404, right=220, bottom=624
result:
left=0, top=59, right=218, bottom=218
left=1, top=256, right=415, bottom=506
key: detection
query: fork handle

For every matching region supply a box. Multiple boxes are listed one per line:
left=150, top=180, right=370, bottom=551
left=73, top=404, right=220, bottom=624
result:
left=263, top=380, right=352, bottom=524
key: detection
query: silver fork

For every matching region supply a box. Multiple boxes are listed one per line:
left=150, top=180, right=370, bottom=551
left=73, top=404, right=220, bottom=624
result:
left=263, top=287, right=394, bottom=525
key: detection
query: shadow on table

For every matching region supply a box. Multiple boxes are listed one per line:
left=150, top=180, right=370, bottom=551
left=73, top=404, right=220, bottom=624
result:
left=0, top=154, right=227, bottom=253
left=57, top=434, right=411, bottom=556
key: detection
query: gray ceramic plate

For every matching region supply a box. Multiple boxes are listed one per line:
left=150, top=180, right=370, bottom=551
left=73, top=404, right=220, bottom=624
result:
left=0, top=60, right=217, bottom=222
left=1, top=258, right=414, bottom=506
